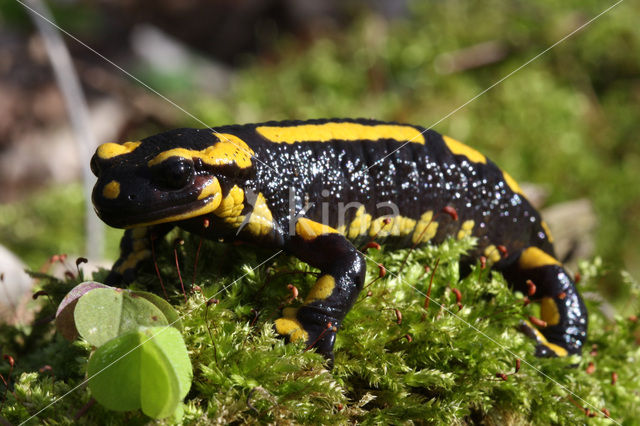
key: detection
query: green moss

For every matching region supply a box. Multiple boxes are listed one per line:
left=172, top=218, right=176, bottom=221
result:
left=0, top=184, right=121, bottom=269
left=2, top=235, right=638, bottom=424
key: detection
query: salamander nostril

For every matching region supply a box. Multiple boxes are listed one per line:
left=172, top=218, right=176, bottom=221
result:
left=128, top=194, right=137, bottom=201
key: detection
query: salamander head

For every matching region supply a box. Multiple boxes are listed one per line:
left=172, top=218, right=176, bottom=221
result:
left=91, top=128, right=254, bottom=228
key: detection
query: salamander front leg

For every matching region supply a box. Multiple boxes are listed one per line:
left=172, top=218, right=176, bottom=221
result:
left=501, top=247, right=588, bottom=357
left=105, top=224, right=173, bottom=285
left=275, top=219, right=366, bottom=364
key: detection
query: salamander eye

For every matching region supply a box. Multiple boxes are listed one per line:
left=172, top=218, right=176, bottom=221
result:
left=153, top=157, right=194, bottom=190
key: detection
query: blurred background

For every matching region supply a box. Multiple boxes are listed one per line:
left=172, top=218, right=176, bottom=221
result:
left=0, top=0, right=638, bottom=308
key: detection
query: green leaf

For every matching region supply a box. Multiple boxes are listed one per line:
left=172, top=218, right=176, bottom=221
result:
left=87, top=327, right=192, bottom=419
left=55, top=281, right=110, bottom=341
left=131, top=290, right=183, bottom=330
left=142, top=326, right=192, bottom=401
left=75, top=288, right=168, bottom=347
left=86, top=331, right=142, bottom=412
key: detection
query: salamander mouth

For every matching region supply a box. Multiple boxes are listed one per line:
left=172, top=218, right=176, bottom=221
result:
left=93, top=176, right=222, bottom=228
left=96, top=193, right=222, bottom=228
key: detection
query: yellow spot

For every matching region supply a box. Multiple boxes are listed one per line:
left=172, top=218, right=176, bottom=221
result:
left=132, top=227, right=148, bottom=239
left=295, top=218, right=339, bottom=241
left=390, top=215, right=417, bottom=237
left=412, top=211, right=438, bottom=244
left=368, top=216, right=390, bottom=238
left=369, top=215, right=418, bottom=238
left=274, top=308, right=308, bottom=342
left=541, top=221, right=554, bottom=243
left=256, top=122, right=426, bottom=144
left=336, top=224, right=346, bottom=234
left=457, top=220, right=475, bottom=239
left=502, top=170, right=524, bottom=195
left=96, top=141, right=141, bottom=159
left=148, top=133, right=254, bottom=169
left=116, top=249, right=151, bottom=274
left=443, top=135, right=486, bottom=164
left=245, top=193, right=275, bottom=237
left=132, top=239, right=147, bottom=252
left=348, top=206, right=372, bottom=239
left=519, top=247, right=561, bottom=269
left=540, top=297, right=560, bottom=326
left=525, top=321, right=569, bottom=357
left=102, top=180, right=120, bottom=199
left=484, top=245, right=502, bottom=265
left=131, top=228, right=149, bottom=252
left=305, top=275, right=336, bottom=304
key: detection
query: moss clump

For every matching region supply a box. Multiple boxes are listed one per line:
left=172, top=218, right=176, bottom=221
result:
left=2, top=233, right=638, bottom=424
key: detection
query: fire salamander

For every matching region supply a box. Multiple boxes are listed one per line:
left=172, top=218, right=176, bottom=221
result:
left=91, top=118, right=587, bottom=362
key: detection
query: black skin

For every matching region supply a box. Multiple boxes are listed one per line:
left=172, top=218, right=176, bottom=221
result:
left=284, top=233, right=366, bottom=359
left=92, top=118, right=587, bottom=362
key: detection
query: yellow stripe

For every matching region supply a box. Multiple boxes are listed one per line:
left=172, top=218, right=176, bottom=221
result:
left=245, top=193, right=275, bottom=237
left=544, top=342, right=569, bottom=357
left=256, top=122, right=426, bottom=144
left=443, top=135, right=486, bottom=164
left=541, top=221, right=554, bottom=243
left=519, top=247, right=561, bottom=269
left=213, top=185, right=245, bottom=218
left=526, top=321, right=568, bottom=357
left=502, top=170, right=524, bottom=195
left=295, top=218, right=339, bottom=241
left=128, top=192, right=222, bottom=228
left=197, top=178, right=222, bottom=200
left=148, top=133, right=254, bottom=169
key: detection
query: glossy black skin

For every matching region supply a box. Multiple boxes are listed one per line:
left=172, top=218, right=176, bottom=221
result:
left=92, top=118, right=587, bottom=361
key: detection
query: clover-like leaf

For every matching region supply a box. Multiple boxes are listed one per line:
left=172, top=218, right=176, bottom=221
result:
left=87, top=327, right=192, bottom=419
left=131, top=290, right=183, bottom=330
left=75, top=288, right=168, bottom=347
left=55, top=281, right=110, bottom=341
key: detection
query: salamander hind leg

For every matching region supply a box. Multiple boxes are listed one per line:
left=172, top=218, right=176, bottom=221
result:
left=501, top=246, right=588, bottom=357
left=274, top=218, right=366, bottom=364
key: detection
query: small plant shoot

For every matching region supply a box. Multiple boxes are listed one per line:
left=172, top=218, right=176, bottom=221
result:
left=52, top=282, right=192, bottom=420
left=86, top=327, right=192, bottom=419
